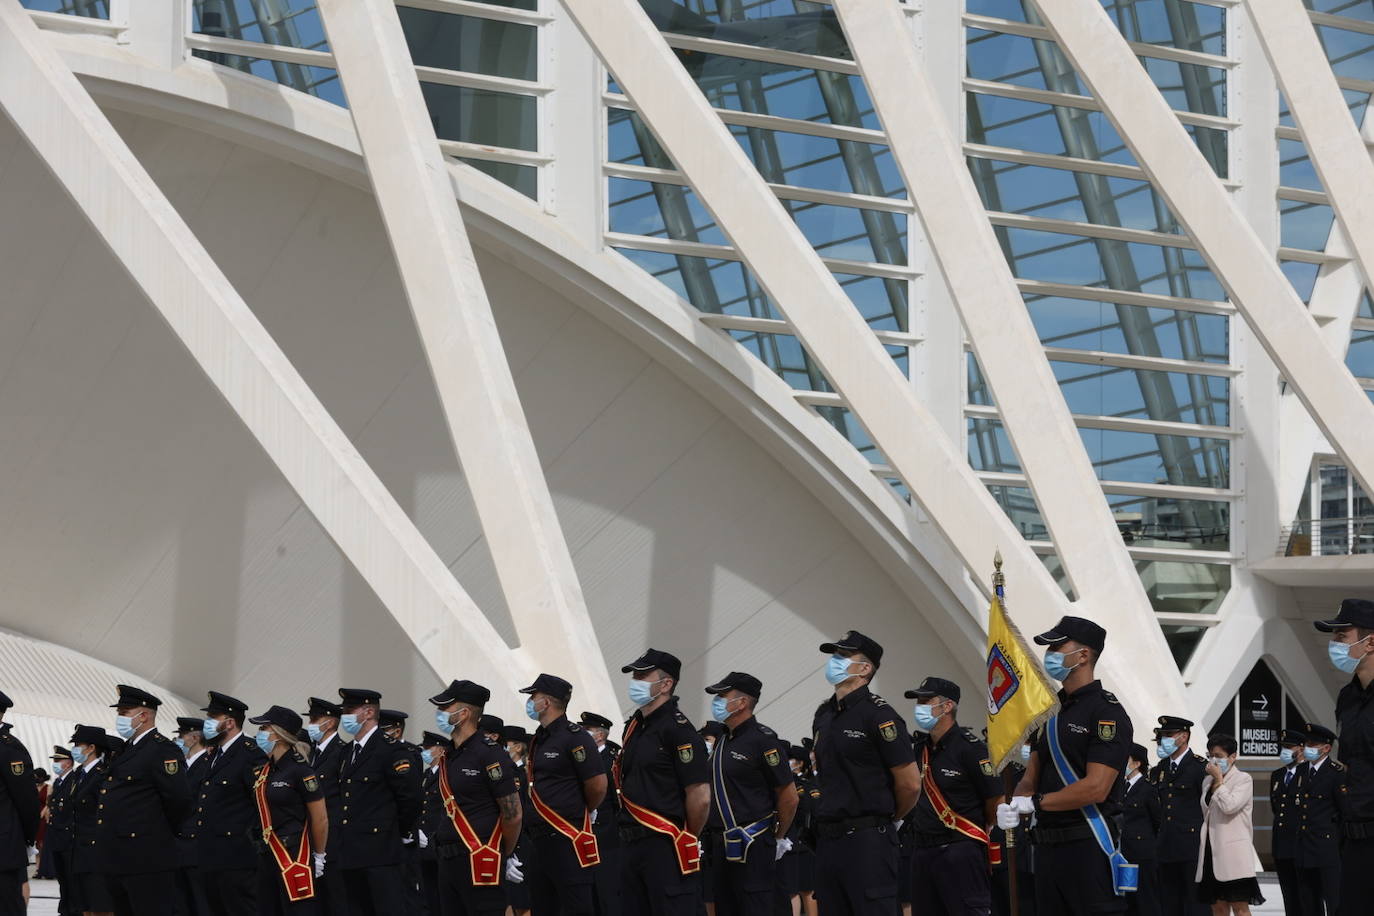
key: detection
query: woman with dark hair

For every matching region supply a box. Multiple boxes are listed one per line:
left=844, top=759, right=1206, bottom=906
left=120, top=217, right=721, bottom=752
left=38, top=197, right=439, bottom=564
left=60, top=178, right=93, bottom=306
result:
left=68, top=726, right=115, bottom=916
left=1195, top=734, right=1264, bottom=915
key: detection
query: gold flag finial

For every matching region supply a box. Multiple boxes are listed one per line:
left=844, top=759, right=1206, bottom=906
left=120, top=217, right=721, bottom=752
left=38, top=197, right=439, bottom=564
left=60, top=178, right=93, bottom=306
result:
left=992, top=550, right=1005, bottom=590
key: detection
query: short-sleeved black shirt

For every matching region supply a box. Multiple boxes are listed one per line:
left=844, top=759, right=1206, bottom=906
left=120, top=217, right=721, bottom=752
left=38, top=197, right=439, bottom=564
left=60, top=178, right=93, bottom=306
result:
left=912, top=726, right=1001, bottom=841
left=528, top=715, right=604, bottom=826
left=436, top=732, right=518, bottom=842
left=616, top=697, right=709, bottom=827
left=706, top=717, right=793, bottom=829
left=812, top=684, right=916, bottom=820
left=259, top=751, right=322, bottom=842
left=1032, top=680, right=1132, bottom=828
left=1336, top=674, right=1374, bottom=821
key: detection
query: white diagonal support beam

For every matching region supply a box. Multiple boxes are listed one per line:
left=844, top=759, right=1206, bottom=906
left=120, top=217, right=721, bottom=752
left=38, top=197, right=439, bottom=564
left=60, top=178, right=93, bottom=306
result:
left=830, top=0, right=1185, bottom=718
left=0, top=0, right=525, bottom=694
left=555, top=0, right=1168, bottom=718
left=1035, top=0, right=1374, bottom=499
left=1246, top=0, right=1374, bottom=297
left=315, top=0, right=615, bottom=714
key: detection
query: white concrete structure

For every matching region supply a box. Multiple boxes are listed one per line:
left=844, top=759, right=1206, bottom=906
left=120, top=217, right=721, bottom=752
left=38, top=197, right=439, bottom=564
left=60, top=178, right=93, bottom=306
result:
left=0, top=0, right=1370, bottom=782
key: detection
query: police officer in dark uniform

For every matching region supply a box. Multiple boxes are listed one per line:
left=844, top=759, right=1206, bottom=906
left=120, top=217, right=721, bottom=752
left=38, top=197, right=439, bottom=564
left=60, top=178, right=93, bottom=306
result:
left=776, top=745, right=817, bottom=916
left=380, top=709, right=426, bottom=911
left=44, top=745, right=76, bottom=916
left=905, top=676, right=1000, bottom=916
left=67, top=726, right=115, bottom=915
left=480, top=716, right=506, bottom=746
left=0, top=690, right=38, bottom=916
left=518, top=673, right=607, bottom=916
left=700, top=672, right=796, bottom=916
left=336, top=687, right=423, bottom=915
left=246, top=706, right=329, bottom=915
left=428, top=679, right=524, bottom=915
left=1147, top=714, right=1207, bottom=916
left=1270, top=728, right=1306, bottom=916
left=1295, top=723, right=1343, bottom=915
left=101, top=684, right=191, bottom=916
left=301, top=696, right=346, bottom=916
left=616, top=648, right=711, bottom=915
left=811, top=631, right=918, bottom=916
left=194, top=690, right=266, bottom=916
left=174, top=715, right=212, bottom=916
left=418, top=731, right=448, bottom=916
left=990, top=741, right=1034, bottom=916
left=578, top=711, right=621, bottom=916
left=1314, top=597, right=1374, bottom=912
left=1003, top=616, right=1133, bottom=916
left=501, top=723, right=536, bottom=915
left=1122, top=743, right=1160, bottom=916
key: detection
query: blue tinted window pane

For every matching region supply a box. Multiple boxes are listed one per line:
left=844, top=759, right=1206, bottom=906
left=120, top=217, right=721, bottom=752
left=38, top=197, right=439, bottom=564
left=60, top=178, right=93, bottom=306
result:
left=1281, top=260, right=1321, bottom=303
left=1348, top=327, right=1374, bottom=377
left=1279, top=139, right=1321, bottom=191
left=21, top=0, right=108, bottom=16
left=1110, top=493, right=1229, bottom=550
left=1051, top=361, right=1230, bottom=425
left=1361, top=291, right=1374, bottom=318
left=727, top=328, right=833, bottom=391
left=419, top=83, right=536, bottom=150
left=1140, top=561, right=1230, bottom=615
left=1305, top=0, right=1374, bottom=21
left=398, top=8, right=538, bottom=81
left=968, top=0, right=1225, bottom=56
left=609, top=177, right=727, bottom=246
left=1315, top=25, right=1374, bottom=81
left=615, top=248, right=780, bottom=318
left=1140, top=56, right=1226, bottom=117
left=1281, top=199, right=1336, bottom=251
left=970, top=158, right=1183, bottom=235
left=193, top=1, right=325, bottom=50
left=1280, top=89, right=1370, bottom=128
left=1025, top=296, right=1229, bottom=362
left=998, top=227, right=1225, bottom=301
left=192, top=50, right=344, bottom=105
left=642, top=0, right=849, bottom=58
left=1161, top=624, right=1206, bottom=669
left=673, top=54, right=878, bottom=129
left=985, top=484, right=1050, bottom=541
left=457, top=158, right=537, bottom=200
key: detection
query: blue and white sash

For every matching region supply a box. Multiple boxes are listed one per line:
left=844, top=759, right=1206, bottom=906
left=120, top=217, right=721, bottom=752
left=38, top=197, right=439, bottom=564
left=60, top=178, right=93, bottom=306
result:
left=1045, top=715, right=1138, bottom=895
left=711, top=740, right=773, bottom=863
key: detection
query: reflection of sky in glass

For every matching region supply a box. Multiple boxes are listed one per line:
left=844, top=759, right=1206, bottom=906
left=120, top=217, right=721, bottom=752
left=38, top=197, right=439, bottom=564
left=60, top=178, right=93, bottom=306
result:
left=1025, top=297, right=1229, bottom=362
left=20, top=0, right=108, bottom=16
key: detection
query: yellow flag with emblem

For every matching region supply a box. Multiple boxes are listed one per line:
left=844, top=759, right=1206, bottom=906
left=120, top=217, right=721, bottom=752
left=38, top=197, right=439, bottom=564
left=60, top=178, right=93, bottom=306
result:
left=985, top=555, right=1059, bottom=772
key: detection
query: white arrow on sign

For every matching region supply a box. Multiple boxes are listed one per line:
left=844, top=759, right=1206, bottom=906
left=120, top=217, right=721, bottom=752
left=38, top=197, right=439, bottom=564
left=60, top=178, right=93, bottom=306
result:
left=1252, top=694, right=1269, bottom=710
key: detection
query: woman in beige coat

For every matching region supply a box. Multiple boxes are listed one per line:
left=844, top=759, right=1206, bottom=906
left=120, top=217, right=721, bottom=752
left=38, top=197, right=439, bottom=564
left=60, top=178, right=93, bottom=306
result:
left=1195, top=734, right=1265, bottom=915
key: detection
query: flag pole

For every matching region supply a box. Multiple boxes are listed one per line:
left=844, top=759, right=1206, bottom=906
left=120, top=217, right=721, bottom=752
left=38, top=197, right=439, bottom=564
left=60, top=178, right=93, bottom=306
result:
left=994, top=551, right=1022, bottom=916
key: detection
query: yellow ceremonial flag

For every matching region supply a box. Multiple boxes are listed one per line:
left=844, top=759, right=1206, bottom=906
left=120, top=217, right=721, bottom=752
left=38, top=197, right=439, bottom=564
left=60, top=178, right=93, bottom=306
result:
left=985, top=562, right=1059, bottom=772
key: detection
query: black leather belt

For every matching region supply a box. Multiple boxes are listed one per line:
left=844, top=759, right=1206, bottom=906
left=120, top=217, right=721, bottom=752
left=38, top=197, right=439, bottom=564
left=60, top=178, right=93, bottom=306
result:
left=1031, top=823, right=1096, bottom=845
left=815, top=815, right=888, bottom=840
left=619, top=823, right=652, bottom=843
left=914, top=831, right=972, bottom=849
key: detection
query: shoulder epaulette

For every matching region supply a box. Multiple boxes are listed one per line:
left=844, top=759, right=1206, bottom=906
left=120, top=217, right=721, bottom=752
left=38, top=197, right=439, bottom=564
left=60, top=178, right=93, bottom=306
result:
left=481, top=735, right=498, bottom=747
left=1101, top=690, right=1120, bottom=704
left=869, top=694, right=889, bottom=708
left=673, top=711, right=690, bottom=726
left=1331, top=759, right=1346, bottom=772
left=758, top=723, right=777, bottom=737
left=961, top=727, right=982, bottom=744
left=1192, top=752, right=1206, bottom=763
left=290, top=750, right=309, bottom=765
left=151, top=732, right=172, bottom=745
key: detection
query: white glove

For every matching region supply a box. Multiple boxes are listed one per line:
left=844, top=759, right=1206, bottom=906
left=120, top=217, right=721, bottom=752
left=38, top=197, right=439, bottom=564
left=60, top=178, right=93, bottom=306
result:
left=1009, top=795, right=1036, bottom=816
left=418, top=829, right=429, bottom=849
left=996, top=803, right=1024, bottom=830
left=402, top=834, right=415, bottom=846
left=590, top=808, right=598, bottom=825
left=26, top=845, right=36, bottom=862
left=505, top=855, right=525, bottom=884
left=775, top=837, right=793, bottom=860
left=312, top=852, right=326, bottom=877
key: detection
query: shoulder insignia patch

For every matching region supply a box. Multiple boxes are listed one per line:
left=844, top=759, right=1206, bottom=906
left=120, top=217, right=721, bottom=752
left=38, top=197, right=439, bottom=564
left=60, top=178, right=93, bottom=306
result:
left=1102, top=691, right=1120, bottom=704
left=568, top=721, right=583, bottom=732
left=164, top=759, right=181, bottom=776
left=304, top=775, right=319, bottom=792
left=393, top=759, right=412, bottom=774
left=764, top=748, right=781, bottom=768
left=486, top=762, right=503, bottom=782
left=1097, top=721, right=1117, bottom=742
left=572, top=746, right=587, bottom=763
left=11, top=761, right=26, bottom=777
left=759, top=724, right=777, bottom=737
left=980, top=758, right=995, bottom=777
left=1332, top=759, right=1346, bottom=771
left=677, top=744, right=694, bottom=763
left=871, top=695, right=889, bottom=708
left=879, top=721, right=898, bottom=742
left=674, top=712, right=690, bottom=726
left=809, top=788, right=820, bottom=798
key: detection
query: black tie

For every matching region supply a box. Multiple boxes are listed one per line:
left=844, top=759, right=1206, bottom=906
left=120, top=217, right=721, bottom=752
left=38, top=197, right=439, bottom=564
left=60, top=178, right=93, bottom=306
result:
left=351, top=742, right=362, bottom=767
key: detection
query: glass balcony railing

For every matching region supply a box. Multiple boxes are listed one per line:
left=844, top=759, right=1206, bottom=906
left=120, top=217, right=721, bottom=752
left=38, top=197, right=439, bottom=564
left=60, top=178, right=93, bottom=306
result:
left=1280, top=517, right=1374, bottom=556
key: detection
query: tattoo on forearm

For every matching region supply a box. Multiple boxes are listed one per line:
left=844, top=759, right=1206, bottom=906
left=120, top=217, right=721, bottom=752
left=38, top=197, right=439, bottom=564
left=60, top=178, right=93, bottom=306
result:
left=498, top=793, right=520, bottom=822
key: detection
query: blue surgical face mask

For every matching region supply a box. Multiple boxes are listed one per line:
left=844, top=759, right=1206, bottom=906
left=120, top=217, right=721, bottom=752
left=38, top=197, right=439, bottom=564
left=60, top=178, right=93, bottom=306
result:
left=1043, top=649, right=1080, bottom=682
left=1020, top=744, right=1032, bottom=763
left=340, top=713, right=362, bottom=737
left=712, top=696, right=733, bottom=724
left=114, top=714, right=137, bottom=740
left=202, top=718, right=221, bottom=741
left=421, top=748, right=435, bottom=767
left=825, top=654, right=854, bottom=686
left=306, top=723, right=324, bottom=743
left=1211, top=756, right=1230, bottom=774
left=174, top=738, right=187, bottom=754
left=1279, top=747, right=1296, bottom=765
left=1329, top=639, right=1368, bottom=674
left=72, top=747, right=87, bottom=766
left=435, top=709, right=455, bottom=736
left=1304, top=746, right=1321, bottom=762
left=627, top=678, right=659, bottom=708
left=1157, top=737, right=1178, bottom=758
left=525, top=698, right=541, bottom=721
left=256, top=732, right=274, bottom=755
left=912, top=704, right=940, bottom=733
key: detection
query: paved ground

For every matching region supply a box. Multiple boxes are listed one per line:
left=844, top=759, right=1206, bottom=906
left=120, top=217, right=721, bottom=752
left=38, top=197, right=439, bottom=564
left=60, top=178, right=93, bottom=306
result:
left=22, top=875, right=1294, bottom=914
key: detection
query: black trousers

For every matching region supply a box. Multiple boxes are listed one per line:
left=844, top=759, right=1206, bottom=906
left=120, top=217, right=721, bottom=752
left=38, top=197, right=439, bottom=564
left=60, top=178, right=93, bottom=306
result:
left=314, top=855, right=347, bottom=915
left=52, top=849, right=75, bottom=916
left=436, top=849, right=506, bottom=916
left=1273, top=857, right=1300, bottom=916
left=529, top=830, right=597, bottom=916
left=175, top=866, right=208, bottom=916
left=1124, top=858, right=1159, bottom=916
left=0, top=867, right=22, bottom=916
left=1339, top=836, right=1374, bottom=916
left=108, top=869, right=178, bottom=916
left=911, top=840, right=992, bottom=916
left=591, top=838, right=622, bottom=916
left=1296, top=862, right=1340, bottom=916
left=814, top=823, right=899, bottom=916
left=620, top=832, right=702, bottom=916
left=201, top=866, right=258, bottom=916
left=1034, top=838, right=1126, bottom=915
left=421, top=858, right=441, bottom=916
left=341, top=864, right=408, bottom=916
left=257, top=856, right=320, bottom=915
left=1157, top=860, right=1208, bottom=916
left=707, top=830, right=777, bottom=916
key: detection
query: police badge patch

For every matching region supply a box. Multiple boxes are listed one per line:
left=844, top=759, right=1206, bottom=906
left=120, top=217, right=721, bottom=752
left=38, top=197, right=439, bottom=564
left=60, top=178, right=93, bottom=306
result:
left=304, top=775, right=319, bottom=793
left=164, top=759, right=181, bottom=775
left=765, top=749, right=781, bottom=768
left=1097, top=720, right=1117, bottom=742
left=980, top=758, right=995, bottom=777
left=10, top=761, right=25, bottom=776
left=677, top=744, right=694, bottom=763
left=486, top=762, right=503, bottom=782
left=394, top=759, right=412, bottom=774
left=879, top=721, right=898, bottom=742
left=572, top=746, right=586, bottom=763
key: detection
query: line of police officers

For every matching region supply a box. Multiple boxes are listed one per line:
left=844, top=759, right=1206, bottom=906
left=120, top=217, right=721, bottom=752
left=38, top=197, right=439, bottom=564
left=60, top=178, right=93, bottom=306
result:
left=3, top=600, right=1374, bottom=915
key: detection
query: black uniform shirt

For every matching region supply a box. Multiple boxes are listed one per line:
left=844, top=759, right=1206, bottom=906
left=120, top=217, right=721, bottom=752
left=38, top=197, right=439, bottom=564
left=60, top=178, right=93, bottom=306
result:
left=1148, top=746, right=1207, bottom=862
left=436, top=732, right=517, bottom=843
left=259, top=751, right=322, bottom=842
left=99, top=730, right=191, bottom=873
left=1121, top=774, right=1161, bottom=863
left=912, top=726, right=1001, bottom=841
left=1336, top=673, right=1374, bottom=821
left=1032, top=680, right=1131, bottom=829
left=528, top=715, right=604, bottom=826
left=1295, top=756, right=1345, bottom=867
left=812, top=684, right=916, bottom=820
left=593, top=741, right=621, bottom=837
left=616, top=696, right=709, bottom=827
left=706, top=717, right=793, bottom=829
left=0, top=723, right=39, bottom=871
left=1270, top=763, right=1303, bottom=860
